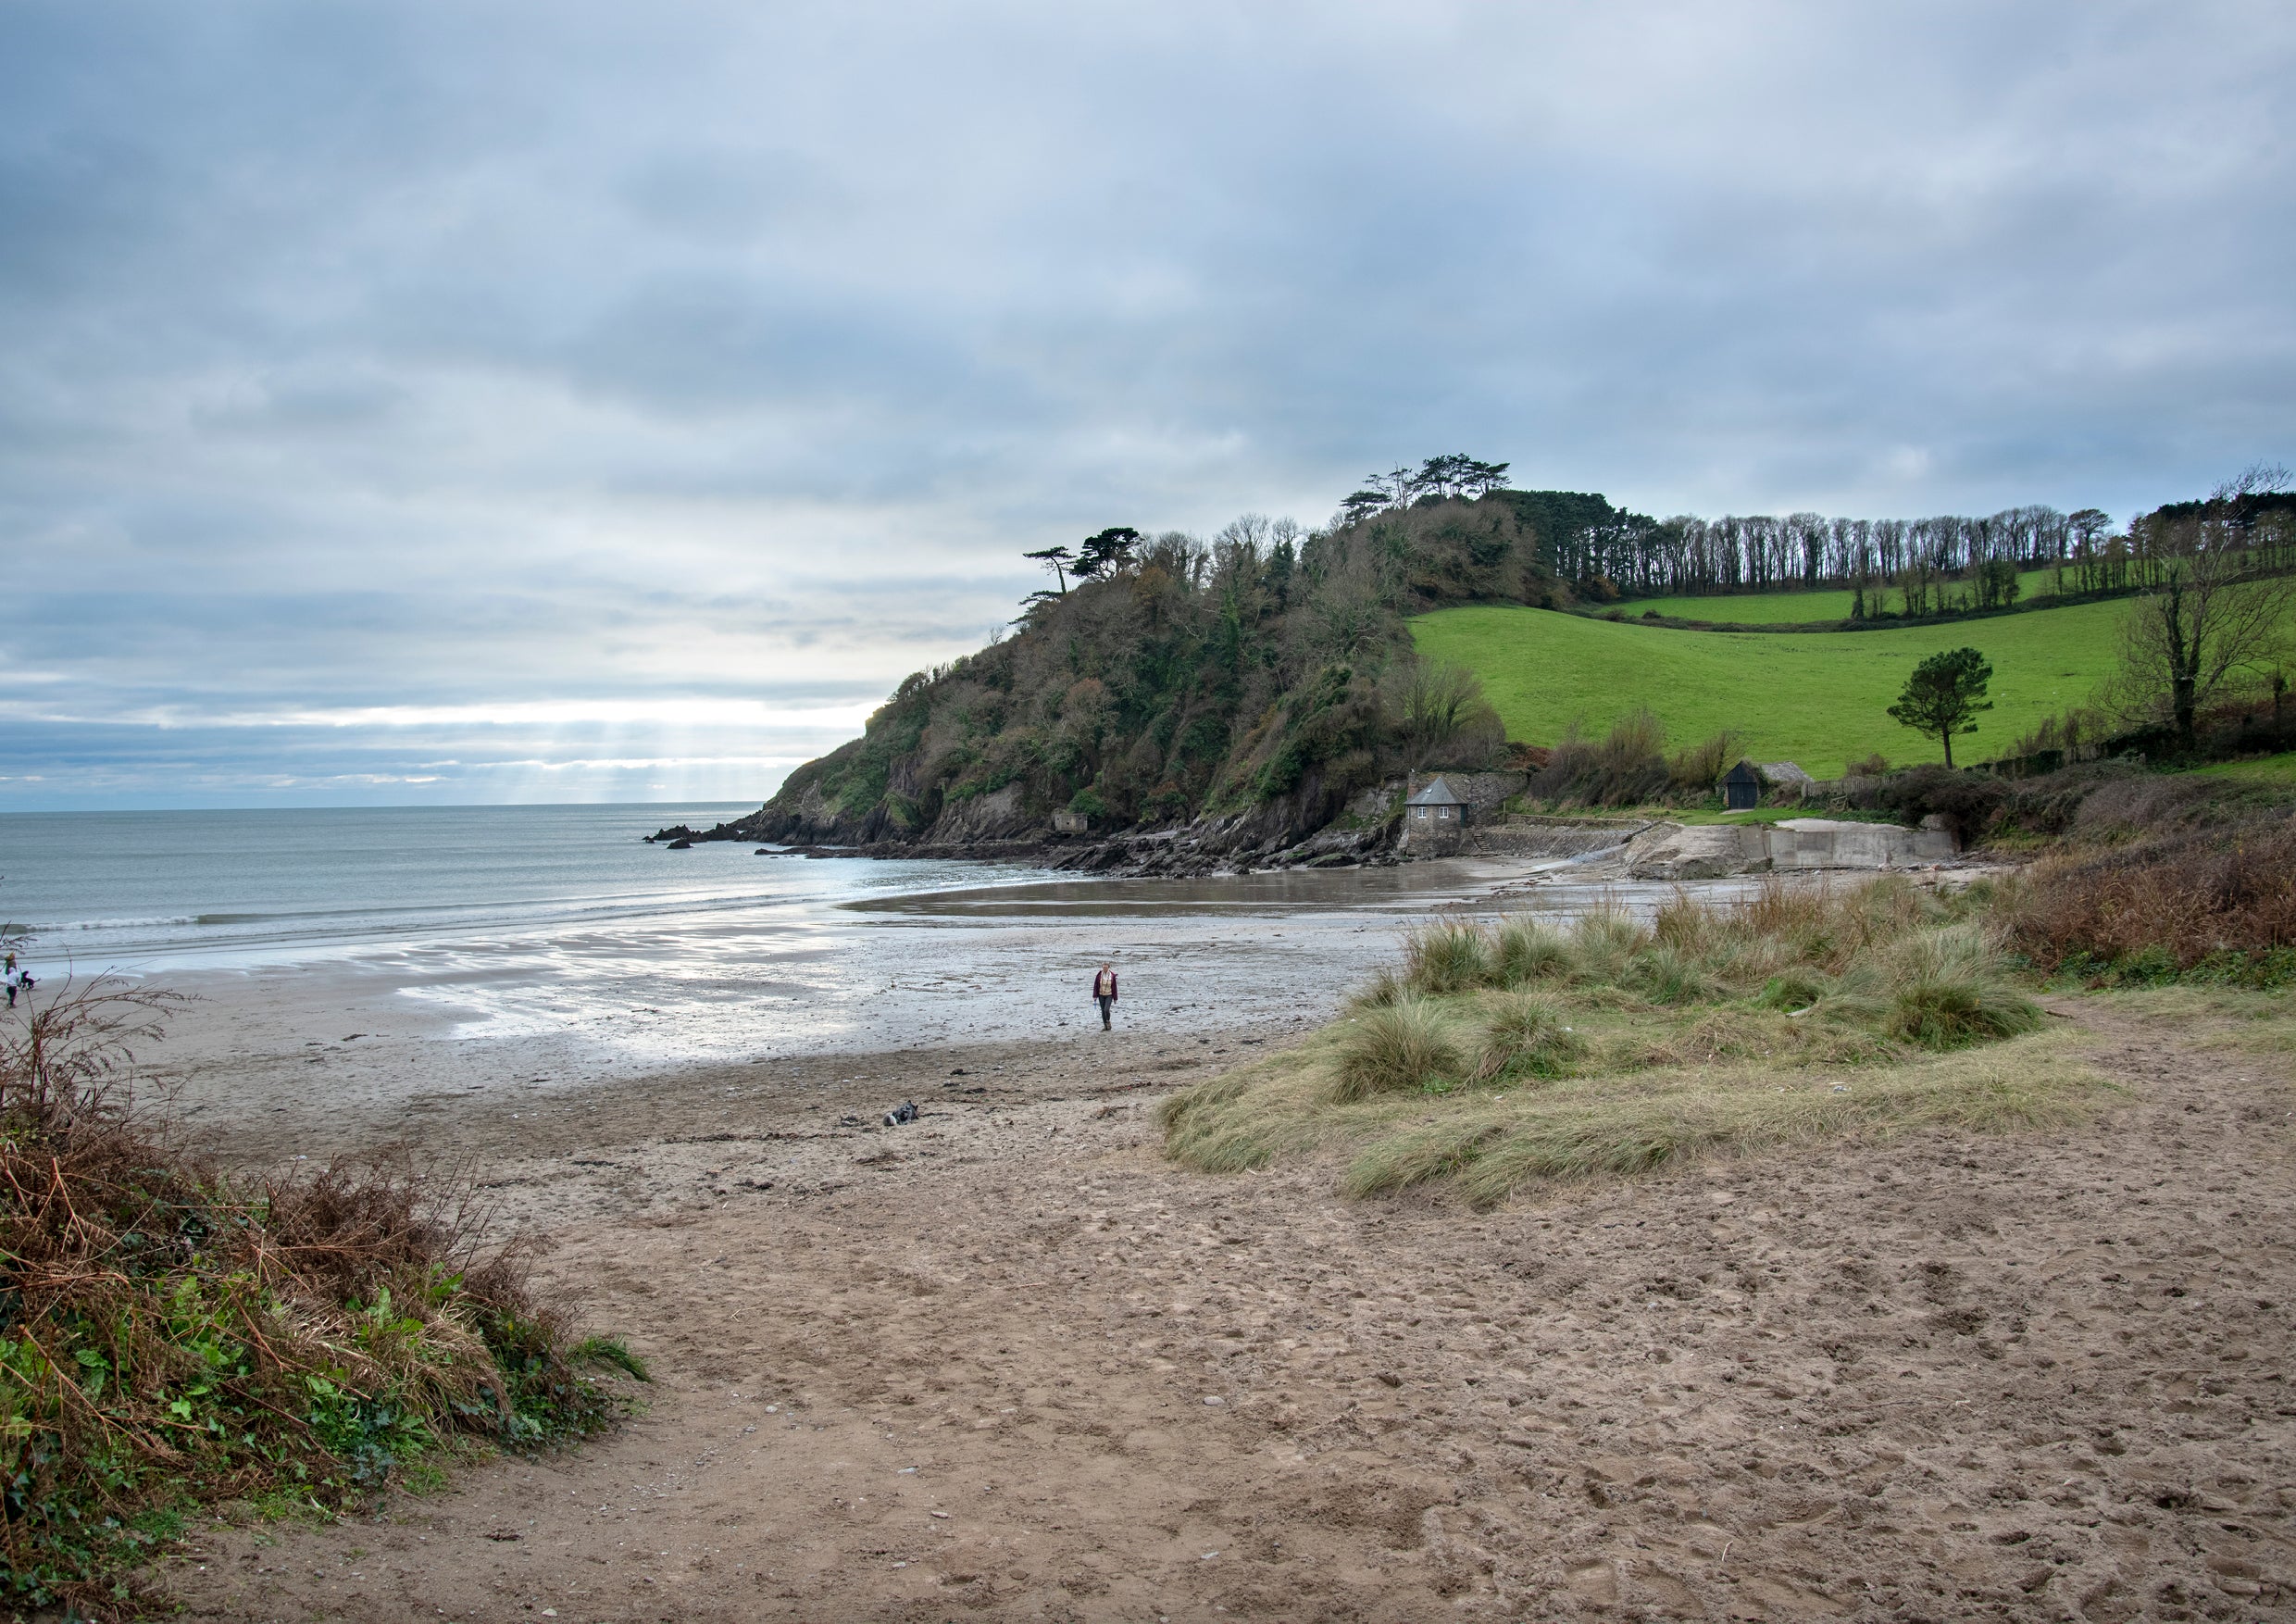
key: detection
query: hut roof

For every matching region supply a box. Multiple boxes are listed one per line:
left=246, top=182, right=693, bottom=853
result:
left=1760, top=761, right=1816, bottom=786
left=1722, top=759, right=1764, bottom=785
left=1405, top=775, right=1468, bottom=806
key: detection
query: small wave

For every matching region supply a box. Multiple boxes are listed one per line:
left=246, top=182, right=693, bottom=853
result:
left=30, top=915, right=202, bottom=931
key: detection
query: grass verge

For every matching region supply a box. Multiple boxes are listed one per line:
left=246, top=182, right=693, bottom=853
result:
left=1161, top=878, right=2116, bottom=1206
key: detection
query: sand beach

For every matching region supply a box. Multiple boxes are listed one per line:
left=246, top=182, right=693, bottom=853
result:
left=33, top=826, right=2276, bottom=1621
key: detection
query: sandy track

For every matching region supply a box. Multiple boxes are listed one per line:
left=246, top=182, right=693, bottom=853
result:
left=167, top=1002, right=2295, bottom=1621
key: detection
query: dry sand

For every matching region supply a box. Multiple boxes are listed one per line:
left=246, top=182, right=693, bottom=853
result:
left=141, top=989, right=2296, bottom=1623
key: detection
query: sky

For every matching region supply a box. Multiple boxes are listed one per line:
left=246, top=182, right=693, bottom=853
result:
left=3, top=1, right=2290, bottom=810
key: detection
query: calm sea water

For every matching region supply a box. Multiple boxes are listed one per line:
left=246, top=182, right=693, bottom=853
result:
left=0, top=804, right=1047, bottom=970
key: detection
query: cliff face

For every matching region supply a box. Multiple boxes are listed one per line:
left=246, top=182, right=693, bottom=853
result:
left=693, top=758, right=1405, bottom=876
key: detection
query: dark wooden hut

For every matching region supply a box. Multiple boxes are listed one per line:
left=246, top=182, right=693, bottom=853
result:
left=1722, top=760, right=1764, bottom=811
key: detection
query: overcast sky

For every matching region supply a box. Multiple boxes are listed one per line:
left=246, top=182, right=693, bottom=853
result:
left=4, top=1, right=2290, bottom=809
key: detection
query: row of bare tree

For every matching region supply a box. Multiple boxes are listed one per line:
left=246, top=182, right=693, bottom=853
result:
left=1529, top=465, right=2296, bottom=606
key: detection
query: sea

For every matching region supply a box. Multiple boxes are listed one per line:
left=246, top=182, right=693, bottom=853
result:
left=0, top=804, right=1567, bottom=1064
left=0, top=804, right=990, bottom=970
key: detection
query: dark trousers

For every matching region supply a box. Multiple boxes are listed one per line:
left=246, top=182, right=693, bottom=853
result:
left=1097, top=994, right=1114, bottom=1030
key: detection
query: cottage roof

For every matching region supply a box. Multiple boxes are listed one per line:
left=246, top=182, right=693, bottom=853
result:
left=1405, top=775, right=1468, bottom=806
left=1760, top=761, right=1815, bottom=786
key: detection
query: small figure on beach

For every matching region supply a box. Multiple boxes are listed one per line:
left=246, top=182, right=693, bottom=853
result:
left=1092, top=961, right=1118, bottom=1031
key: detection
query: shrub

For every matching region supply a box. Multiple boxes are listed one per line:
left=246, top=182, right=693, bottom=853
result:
left=1887, top=980, right=2044, bottom=1049
left=1881, top=925, right=2043, bottom=1048
left=0, top=978, right=625, bottom=1615
left=1528, top=711, right=1670, bottom=806
left=1759, top=971, right=1828, bottom=1012
left=1333, top=1001, right=1464, bottom=1101
left=1666, top=729, right=1742, bottom=794
left=1345, top=966, right=1405, bottom=1011
left=1866, top=765, right=2011, bottom=843
left=2007, top=810, right=2296, bottom=971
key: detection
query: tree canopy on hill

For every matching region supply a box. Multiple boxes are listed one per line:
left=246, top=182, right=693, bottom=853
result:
left=739, top=463, right=2287, bottom=843
left=753, top=487, right=1610, bottom=843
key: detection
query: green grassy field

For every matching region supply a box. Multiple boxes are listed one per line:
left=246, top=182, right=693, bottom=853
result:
left=1616, top=567, right=2065, bottom=624
left=2191, top=750, right=2296, bottom=783
left=1412, top=596, right=2132, bottom=778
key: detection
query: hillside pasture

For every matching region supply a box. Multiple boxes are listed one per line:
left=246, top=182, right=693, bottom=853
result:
left=1615, top=566, right=2065, bottom=625
left=1411, top=597, right=2134, bottom=777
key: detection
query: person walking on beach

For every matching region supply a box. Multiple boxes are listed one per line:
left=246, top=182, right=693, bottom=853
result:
left=1092, top=961, right=1118, bottom=1031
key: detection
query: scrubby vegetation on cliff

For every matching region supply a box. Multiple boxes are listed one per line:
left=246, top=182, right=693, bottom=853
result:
left=736, top=487, right=1644, bottom=846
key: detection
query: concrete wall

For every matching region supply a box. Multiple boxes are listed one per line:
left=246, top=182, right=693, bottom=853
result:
left=1768, top=818, right=1954, bottom=870
left=1625, top=818, right=1955, bottom=881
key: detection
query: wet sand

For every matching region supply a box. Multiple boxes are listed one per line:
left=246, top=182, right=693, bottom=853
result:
left=131, top=856, right=1593, bottom=1153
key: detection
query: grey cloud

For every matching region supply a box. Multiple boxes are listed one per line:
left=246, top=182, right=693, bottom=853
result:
left=2, top=0, right=2290, bottom=805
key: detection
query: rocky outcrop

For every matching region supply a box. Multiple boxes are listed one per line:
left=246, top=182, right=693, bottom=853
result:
left=666, top=765, right=1408, bottom=877
left=1048, top=768, right=1403, bottom=876
left=1621, top=823, right=1775, bottom=881
left=921, top=783, right=1031, bottom=845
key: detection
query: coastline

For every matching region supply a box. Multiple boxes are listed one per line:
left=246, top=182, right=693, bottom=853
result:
left=119, top=854, right=1567, bottom=1162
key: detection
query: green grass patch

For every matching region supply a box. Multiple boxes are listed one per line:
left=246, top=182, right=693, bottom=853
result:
left=571, top=1335, right=654, bottom=1383
left=1617, top=568, right=2065, bottom=625
left=2040, top=945, right=2296, bottom=993
left=1666, top=806, right=1907, bottom=826
left=1163, top=1014, right=2108, bottom=1207
left=2190, top=749, right=2296, bottom=783
left=1412, top=595, right=2165, bottom=779
left=1161, top=878, right=2108, bottom=1206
